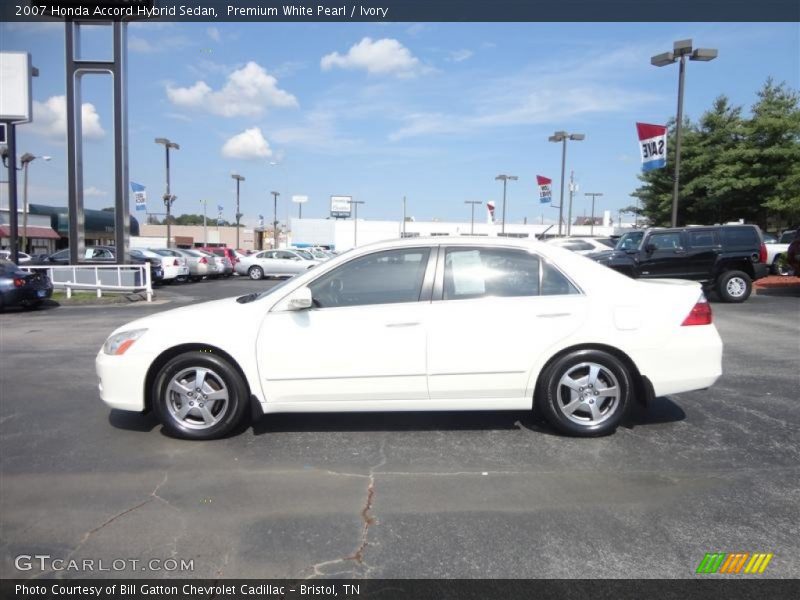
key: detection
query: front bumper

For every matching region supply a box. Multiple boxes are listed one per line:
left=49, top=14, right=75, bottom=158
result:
left=96, top=350, right=149, bottom=412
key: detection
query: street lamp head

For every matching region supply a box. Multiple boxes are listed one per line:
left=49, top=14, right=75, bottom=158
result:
left=691, top=48, right=718, bottom=62
left=508, top=175, right=519, bottom=181
left=569, top=133, right=585, bottom=141
left=651, top=51, right=676, bottom=67
left=20, top=152, right=36, bottom=164
left=41, top=156, right=52, bottom=161
left=154, top=137, right=169, bottom=145
left=231, top=173, right=245, bottom=181
left=673, top=39, right=693, bottom=55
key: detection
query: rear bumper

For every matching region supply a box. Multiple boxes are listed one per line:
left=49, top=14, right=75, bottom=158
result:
left=752, top=263, right=768, bottom=281
left=635, top=325, right=723, bottom=397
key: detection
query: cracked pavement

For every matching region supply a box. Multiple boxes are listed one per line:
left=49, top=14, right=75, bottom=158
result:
left=1, top=278, right=798, bottom=579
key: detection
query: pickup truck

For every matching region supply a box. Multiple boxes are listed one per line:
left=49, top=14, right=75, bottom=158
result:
left=764, top=229, right=796, bottom=275
left=588, top=225, right=768, bottom=302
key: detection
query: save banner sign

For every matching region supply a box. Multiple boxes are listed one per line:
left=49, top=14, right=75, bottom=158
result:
left=536, top=175, right=552, bottom=204
left=636, top=122, right=667, bottom=172
left=130, top=182, right=147, bottom=212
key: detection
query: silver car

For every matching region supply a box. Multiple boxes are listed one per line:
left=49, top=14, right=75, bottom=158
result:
left=195, top=250, right=231, bottom=277
left=236, top=249, right=320, bottom=280
left=153, top=248, right=211, bottom=281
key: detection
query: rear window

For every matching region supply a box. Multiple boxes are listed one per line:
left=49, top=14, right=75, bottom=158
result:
left=720, top=227, right=759, bottom=249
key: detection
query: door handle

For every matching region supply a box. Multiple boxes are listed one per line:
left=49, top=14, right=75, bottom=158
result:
left=536, top=312, right=572, bottom=318
left=674, top=249, right=686, bottom=254
left=385, top=322, right=420, bottom=328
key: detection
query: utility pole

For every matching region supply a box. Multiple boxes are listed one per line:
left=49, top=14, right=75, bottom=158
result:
left=231, top=173, right=245, bottom=249
left=465, top=200, right=482, bottom=235
left=402, top=196, right=406, bottom=238
left=20, top=153, right=51, bottom=253
left=567, top=170, right=577, bottom=237
left=585, top=192, right=603, bottom=236
left=271, top=191, right=280, bottom=249
left=495, top=174, right=518, bottom=235
left=351, top=200, right=365, bottom=247
left=155, top=138, right=179, bottom=248
left=200, top=199, right=208, bottom=246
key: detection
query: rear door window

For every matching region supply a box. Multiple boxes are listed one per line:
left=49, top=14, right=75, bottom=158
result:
left=688, top=231, right=719, bottom=248
left=720, top=227, right=759, bottom=249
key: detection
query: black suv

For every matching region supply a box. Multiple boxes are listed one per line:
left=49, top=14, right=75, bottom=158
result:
left=589, top=225, right=768, bottom=302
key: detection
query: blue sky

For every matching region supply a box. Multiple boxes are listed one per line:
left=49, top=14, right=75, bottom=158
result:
left=1, top=21, right=798, bottom=228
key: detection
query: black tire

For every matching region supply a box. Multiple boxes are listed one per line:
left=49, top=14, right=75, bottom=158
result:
left=248, top=266, right=264, bottom=280
left=152, top=351, right=249, bottom=440
left=716, top=270, right=752, bottom=303
left=773, top=256, right=790, bottom=276
left=536, top=349, right=632, bottom=437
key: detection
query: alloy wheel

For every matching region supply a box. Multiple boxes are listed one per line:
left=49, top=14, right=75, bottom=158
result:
left=165, top=367, right=229, bottom=430
left=556, top=362, right=620, bottom=426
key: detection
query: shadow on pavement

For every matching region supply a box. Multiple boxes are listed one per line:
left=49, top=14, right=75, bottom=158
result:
left=108, top=409, right=160, bottom=433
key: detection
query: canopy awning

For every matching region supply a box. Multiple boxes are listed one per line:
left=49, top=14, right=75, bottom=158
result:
left=0, top=225, right=62, bottom=240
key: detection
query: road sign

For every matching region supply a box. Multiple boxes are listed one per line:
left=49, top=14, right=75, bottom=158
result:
left=330, top=195, right=352, bottom=218
left=0, top=52, right=32, bottom=123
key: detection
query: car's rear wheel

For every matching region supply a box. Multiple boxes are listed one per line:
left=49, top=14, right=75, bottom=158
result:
left=772, top=256, right=790, bottom=276
left=536, top=349, right=631, bottom=437
left=717, top=270, right=752, bottom=303
left=152, top=351, right=249, bottom=440
left=248, top=266, right=264, bottom=280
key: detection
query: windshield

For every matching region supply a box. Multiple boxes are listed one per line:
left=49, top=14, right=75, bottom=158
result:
left=615, top=231, right=645, bottom=251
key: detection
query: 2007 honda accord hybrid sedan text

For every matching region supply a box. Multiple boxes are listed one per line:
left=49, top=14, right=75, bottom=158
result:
left=96, top=238, right=723, bottom=440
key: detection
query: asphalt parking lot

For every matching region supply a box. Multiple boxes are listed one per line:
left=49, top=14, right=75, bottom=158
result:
left=0, top=278, right=798, bottom=579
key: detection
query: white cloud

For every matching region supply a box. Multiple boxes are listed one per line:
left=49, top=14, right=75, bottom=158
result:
left=448, top=49, right=473, bottom=62
left=207, top=27, right=221, bottom=42
left=166, top=61, right=297, bottom=117
left=128, top=36, right=156, bottom=53
left=221, top=127, right=273, bottom=160
left=321, top=38, right=421, bottom=77
left=29, top=96, right=105, bottom=141
left=84, top=186, right=107, bottom=197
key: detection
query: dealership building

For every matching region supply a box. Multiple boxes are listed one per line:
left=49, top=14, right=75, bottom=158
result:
left=290, top=210, right=624, bottom=251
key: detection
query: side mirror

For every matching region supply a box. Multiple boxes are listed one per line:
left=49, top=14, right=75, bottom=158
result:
left=644, top=243, right=657, bottom=254
left=287, top=286, right=313, bottom=311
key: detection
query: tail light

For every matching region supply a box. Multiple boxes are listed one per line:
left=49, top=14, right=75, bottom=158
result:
left=758, top=242, right=767, bottom=263
left=199, top=257, right=208, bottom=264
left=682, top=295, right=713, bottom=326
left=173, top=259, right=179, bottom=266
left=13, top=278, right=26, bottom=287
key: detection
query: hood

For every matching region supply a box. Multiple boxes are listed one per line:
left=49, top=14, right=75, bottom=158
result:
left=110, top=296, right=244, bottom=336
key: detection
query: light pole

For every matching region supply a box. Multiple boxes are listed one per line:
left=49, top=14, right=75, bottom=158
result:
left=351, top=200, right=365, bottom=247
left=494, top=174, right=518, bottom=235
left=651, top=39, right=718, bottom=227
left=465, top=200, right=482, bottom=235
left=155, top=138, right=179, bottom=247
left=231, top=173, right=245, bottom=249
left=19, top=153, right=51, bottom=253
left=271, top=191, right=280, bottom=249
left=567, top=170, right=577, bottom=236
left=200, top=199, right=208, bottom=246
left=585, top=192, right=603, bottom=236
left=548, top=131, right=584, bottom=237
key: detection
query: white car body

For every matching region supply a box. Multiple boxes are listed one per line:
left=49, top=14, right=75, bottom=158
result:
left=131, top=248, right=189, bottom=281
left=546, top=237, right=616, bottom=255
left=0, top=250, right=32, bottom=263
left=97, top=237, right=722, bottom=434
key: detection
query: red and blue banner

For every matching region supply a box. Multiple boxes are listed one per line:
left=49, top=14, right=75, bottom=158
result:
left=636, top=122, right=668, bottom=172
left=536, top=175, right=552, bottom=204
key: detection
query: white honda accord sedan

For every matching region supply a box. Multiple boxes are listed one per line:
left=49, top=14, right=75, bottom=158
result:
left=96, top=237, right=722, bottom=440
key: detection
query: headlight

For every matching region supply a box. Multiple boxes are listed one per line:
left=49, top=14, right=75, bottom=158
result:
left=103, top=329, right=147, bottom=355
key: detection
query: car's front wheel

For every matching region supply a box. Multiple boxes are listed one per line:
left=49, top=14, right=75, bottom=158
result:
left=152, top=351, right=249, bottom=440
left=248, top=266, right=264, bottom=280
left=717, top=270, right=752, bottom=303
left=536, top=349, right=631, bottom=437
